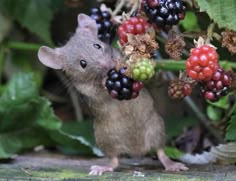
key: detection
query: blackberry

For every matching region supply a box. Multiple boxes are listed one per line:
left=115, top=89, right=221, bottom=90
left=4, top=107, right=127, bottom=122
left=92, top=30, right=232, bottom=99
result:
left=105, top=67, right=143, bottom=100
left=90, top=8, right=115, bottom=44
left=142, top=0, right=185, bottom=30
left=200, top=68, right=232, bottom=102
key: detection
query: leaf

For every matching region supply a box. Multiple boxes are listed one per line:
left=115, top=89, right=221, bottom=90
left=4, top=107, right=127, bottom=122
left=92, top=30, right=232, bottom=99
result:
left=0, top=128, right=52, bottom=159
left=179, top=11, right=200, bottom=31
left=0, top=0, right=64, bottom=44
left=225, top=106, right=236, bottom=141
left=164, top=146, right=184, bottom=159
left=196, top=0, right=236, bottom=31
left=0, top=73, right=101, bottom=159
left=207, top=94, right=230, bottom=110
left=207, top=105, right=222, bottom=122
left=50, top=122, right=103, bottom=156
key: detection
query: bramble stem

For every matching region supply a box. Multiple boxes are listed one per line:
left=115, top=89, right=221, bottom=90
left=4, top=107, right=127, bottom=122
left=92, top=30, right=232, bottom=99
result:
left=6, top=41, right=41, bottom=51
left=155, top=60, right=236, bottom=71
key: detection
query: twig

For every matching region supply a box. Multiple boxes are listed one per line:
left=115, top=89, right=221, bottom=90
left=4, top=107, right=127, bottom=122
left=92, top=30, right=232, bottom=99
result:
left=21, top=168, right=32, bottom=176
left=112, top=0, right=126, bottom=16
left=55, top=71, right=83, bottom=121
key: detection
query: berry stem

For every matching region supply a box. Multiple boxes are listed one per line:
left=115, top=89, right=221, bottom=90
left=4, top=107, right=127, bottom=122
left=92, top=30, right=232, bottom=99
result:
left=155, top=60, right=236, bottom=71
left=206, top=22, right=215, bottom=44
left=112, top=0, right=126, bottom=16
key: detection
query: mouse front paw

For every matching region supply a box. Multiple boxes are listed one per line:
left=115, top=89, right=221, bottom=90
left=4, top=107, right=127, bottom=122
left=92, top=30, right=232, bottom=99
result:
left=89, top=165, right=114, bottom=175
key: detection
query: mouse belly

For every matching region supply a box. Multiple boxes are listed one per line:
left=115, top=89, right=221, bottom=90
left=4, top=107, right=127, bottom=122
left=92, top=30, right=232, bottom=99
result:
left=92, top=89, right=165, bottom=157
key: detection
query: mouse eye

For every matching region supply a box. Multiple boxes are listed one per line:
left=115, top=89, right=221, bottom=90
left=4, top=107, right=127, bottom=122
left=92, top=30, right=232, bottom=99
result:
left=93, top=43, right=102, bottom=49
left=80, top=60, right=87, bottom=68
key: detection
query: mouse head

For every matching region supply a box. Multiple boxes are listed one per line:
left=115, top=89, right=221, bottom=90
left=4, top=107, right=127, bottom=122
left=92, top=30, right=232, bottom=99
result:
left=38, top=14, right=115, bottom=81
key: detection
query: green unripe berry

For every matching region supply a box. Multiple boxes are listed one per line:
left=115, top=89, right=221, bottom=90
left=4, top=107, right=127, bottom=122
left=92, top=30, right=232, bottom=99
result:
left=131, top=58, right=155, bottom=81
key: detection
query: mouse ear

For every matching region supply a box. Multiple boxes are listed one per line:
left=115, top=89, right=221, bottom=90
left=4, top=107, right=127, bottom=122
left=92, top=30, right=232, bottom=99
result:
left=38, top=46, right=64, bottom=69
left=77, top=13, right=98, bottom=37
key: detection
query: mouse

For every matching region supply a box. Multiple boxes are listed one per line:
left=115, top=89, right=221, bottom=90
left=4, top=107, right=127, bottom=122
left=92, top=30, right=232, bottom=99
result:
left=37, top=13, right=188, bottom=175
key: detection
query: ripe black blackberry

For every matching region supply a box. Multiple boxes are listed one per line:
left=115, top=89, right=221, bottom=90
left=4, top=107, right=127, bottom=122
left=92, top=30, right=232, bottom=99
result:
left=105, top=67, right=143, bottom=100
left=90, top=8, right=115, bottom=44
left=200, top=68, right=232, bottom=102
left=142, top=0, right=185, bottom=30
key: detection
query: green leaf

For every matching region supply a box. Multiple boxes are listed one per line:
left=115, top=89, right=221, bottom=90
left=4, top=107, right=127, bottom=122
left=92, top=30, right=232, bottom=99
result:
left=207, top=95, right=230, bottom=110
left=225, top=105, right=236, bottom=141
left=196, top=0, right=236, bottom=31
left=0, top=128, right=52, bottom=159
left=50, top=121, right=103, bottom=156
left=0, top=0, right=64, bottom=44
left=179, top=11, right=200, bottom=31
left=207, top=105, right=222, bottom=122
left=0, top=73, right=37, bottom=109
left=164, top=147, right=184, bottom=159
left=0, top=73, right=101, bottom=158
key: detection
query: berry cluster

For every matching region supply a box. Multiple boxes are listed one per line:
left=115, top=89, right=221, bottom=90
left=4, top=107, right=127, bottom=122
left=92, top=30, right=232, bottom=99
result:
left=90, top=8, right=115, bottom=44
left=105, top=67, right=143, bottom=100
left=200, top=68, right=232, bottom=102
left=186, top=45, right=219, bottom=81
left=117, top=17, right=151, bottom=45
left=142, top=0, right=185, bottom=30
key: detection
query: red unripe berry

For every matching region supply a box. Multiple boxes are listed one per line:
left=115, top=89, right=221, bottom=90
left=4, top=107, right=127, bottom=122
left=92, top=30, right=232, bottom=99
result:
left=186, top=45, right=219, bottom=81
left=118, top=17, right=151, bottom=45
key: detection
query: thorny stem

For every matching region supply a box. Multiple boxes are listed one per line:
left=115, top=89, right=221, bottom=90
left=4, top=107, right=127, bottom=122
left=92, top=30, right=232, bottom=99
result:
left=112, top=0, right=126, bottom=16
left=206, top=23, right=215, bottom=44
left=129, top=0, right=140, bottom=15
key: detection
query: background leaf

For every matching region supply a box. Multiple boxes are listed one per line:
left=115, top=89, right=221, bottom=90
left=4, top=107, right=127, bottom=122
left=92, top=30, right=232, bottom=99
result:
left=0, top=0, right=64, bottom=44
left=0, top=73, right=99, bottom=159
left=225, top=106, right=236, bottom=141
left=196, top=0, right=236, bottom=31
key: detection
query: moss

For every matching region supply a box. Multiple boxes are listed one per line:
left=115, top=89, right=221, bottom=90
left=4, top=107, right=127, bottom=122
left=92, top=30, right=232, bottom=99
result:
left=0, top=167, right=210, bottom=181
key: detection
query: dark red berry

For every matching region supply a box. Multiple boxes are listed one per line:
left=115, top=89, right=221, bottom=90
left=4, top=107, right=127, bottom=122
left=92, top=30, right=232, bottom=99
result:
left=201, top=68, right=232, bottom=102
left=105, top=67, right=143, bottom=100
left=118, top=17, right=151, bottom=45
left=186, top=45, right=219, bottom=81
left=168, top=79, right=193, bottom=99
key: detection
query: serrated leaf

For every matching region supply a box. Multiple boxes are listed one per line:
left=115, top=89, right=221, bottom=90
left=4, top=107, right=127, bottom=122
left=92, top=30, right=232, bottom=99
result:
left=51, top=122, right=103, bottom=156
left=0, top=0, right=63, bottom=44
left=196, top=0, right=236, bottom=31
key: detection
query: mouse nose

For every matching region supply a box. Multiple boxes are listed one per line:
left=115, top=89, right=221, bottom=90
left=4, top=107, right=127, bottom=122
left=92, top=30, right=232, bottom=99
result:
left=101, top=60, right=115, bottom=70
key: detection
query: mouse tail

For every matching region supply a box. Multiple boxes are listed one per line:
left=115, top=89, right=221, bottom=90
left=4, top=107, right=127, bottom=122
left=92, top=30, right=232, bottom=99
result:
left=179, top=142, right=236, bottom=164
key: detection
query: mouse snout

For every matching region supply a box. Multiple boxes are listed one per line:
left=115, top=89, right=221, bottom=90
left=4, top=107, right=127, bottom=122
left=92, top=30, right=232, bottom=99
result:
left=100, top=60, right=115, bottom=71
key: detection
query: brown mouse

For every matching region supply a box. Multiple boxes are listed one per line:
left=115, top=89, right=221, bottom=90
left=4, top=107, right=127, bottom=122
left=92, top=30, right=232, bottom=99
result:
left=38, top=13, right=188, bottom=175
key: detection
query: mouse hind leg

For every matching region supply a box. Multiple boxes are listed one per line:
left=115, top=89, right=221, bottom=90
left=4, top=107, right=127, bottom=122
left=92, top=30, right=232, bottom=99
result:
left=89, top=157, right=119, bottom=175
left=157, top=148, right=188, bottom=171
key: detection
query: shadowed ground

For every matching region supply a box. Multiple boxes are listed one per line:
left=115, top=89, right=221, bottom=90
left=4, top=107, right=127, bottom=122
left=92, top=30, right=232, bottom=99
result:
left=0, top=152, right=235, bottom=181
